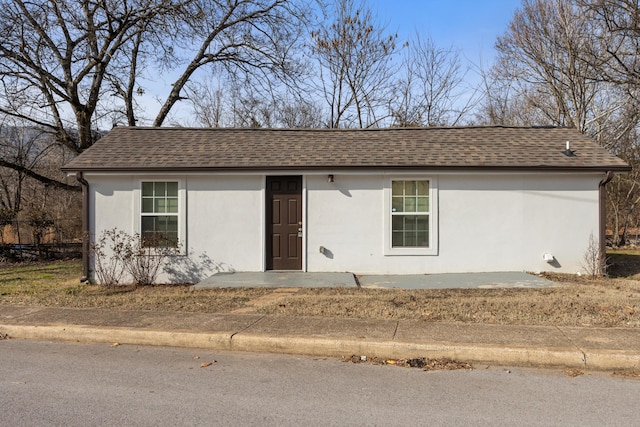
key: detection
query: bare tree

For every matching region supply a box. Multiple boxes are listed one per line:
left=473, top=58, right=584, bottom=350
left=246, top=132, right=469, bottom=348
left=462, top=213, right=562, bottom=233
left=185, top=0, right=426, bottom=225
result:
left=185, top=74, right=324, bottom=128
left=185, top=81, right=226, bottom=128
left=492, top=0, right=612, bottom=132
left=0, top=0, right=181, bottom=154
left=0, top=0, right=314, bottom=190
left=311, top=0, right=398, bottom=128
left=276, top=97, right=324, bottom=128
left=152, top=0, right=312, bottom=127
left=391, top=34, right=475, bottom=127
left=581, top=0, right=640, bottom=89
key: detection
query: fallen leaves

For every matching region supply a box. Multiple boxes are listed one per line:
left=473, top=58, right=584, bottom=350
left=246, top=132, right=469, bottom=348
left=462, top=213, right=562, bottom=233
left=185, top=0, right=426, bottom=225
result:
left=344, top=355, right=473, bottom=371
left=565, top=368, right=584, bottom=377
left=613, top=370, right=640, bottom=379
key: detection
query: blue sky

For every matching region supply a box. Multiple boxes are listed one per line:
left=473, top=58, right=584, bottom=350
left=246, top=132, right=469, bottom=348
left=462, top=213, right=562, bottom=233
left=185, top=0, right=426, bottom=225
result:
left=371, top=0, right=522, bottom=65
left=142, top=0, right=524, bottom=125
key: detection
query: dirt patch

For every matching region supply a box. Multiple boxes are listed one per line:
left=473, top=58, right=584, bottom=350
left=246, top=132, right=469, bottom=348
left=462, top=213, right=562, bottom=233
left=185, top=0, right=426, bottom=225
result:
left=230, top=288, right=300, bottom=314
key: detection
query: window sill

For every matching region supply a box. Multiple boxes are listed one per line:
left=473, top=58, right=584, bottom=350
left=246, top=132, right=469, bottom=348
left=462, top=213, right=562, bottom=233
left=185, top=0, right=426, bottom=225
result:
left=384, top=247, right=438, bottom=256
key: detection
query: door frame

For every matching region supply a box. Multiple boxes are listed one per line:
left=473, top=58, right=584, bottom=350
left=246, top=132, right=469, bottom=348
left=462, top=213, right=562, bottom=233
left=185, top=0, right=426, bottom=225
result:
left=264, top=175, right=306, bottom=271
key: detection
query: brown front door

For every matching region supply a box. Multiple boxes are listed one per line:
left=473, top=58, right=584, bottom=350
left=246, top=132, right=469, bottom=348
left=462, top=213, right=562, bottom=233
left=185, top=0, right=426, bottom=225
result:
left=266, top=176, right=303, bottom=270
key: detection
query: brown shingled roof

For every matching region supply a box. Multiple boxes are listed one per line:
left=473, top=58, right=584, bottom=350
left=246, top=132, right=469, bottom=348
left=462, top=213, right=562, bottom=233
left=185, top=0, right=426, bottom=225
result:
left=61, top=126, right=630, bottom=172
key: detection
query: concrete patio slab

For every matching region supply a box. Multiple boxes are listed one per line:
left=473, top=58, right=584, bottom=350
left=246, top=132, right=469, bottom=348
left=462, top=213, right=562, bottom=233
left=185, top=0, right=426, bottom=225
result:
left=192, top=271, right=558, bottom=290
left=193, top=271, right=358, bottom=289
left=358, top=271, right=558, bottom=289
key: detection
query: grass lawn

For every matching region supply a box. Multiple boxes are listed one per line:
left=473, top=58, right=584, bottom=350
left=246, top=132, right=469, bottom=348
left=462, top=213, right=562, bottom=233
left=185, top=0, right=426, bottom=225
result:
left=1, top=253, right=639, bottom=328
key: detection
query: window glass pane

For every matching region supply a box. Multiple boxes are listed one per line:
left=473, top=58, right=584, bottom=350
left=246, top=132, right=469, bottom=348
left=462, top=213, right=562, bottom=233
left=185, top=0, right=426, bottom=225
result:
left=417, top=231, right=429, bottom=247
left=417, top=196, right=429, bottom=212
left=392, top=214, right=429, bottom=248
left=392, top=231, right=404, bottom=247
left=157, top=216, right=178, bottom=233
left=156, top=216, right=168, bottom=231
left=155, top=182, right=166, bottom=196
left=392, top=181, right=403, bottom=196
left=404, top=197, right=417, bottom=212
left=404, top=232, right=417, bottom=246
left=392, top=197, right=403, bottom=212
left=141, top=215, right=179, bottom=247
left=142, top=182, right=154, bottom=197
left=155, top=198, right=166, bottom=213
left=164, top=232, right=178, bottom=246
left=405, top=216, right=416, bottom=231
left=141, top=216, right=155, bottom=233
left=405, top=181, right=417, bottom=196
left=392, top=215, right=404, bottom=231
left=391, top=180, right=429, bottom=214
left=416, top=215, right=429, bottom=231
left=166, top=216, right=178, bottom=232
left=417, top=180, right=429, bottom=196
left=142, top=198, right=153, bottom=213
left=166, top=182, right=178, bottom=197
left=167, top=198, right=178, bottom=213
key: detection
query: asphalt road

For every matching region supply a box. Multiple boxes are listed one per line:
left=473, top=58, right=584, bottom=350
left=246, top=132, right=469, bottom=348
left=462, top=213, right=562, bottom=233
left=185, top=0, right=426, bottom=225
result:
left=1, top=340, right=639, bottom=426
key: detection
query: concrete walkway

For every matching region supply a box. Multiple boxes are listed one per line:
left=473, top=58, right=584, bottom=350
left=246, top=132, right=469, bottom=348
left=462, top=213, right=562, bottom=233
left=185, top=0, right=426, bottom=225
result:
left=193, top=271, right=557, bottom=290
left=195, top=271, right=357, bottom=288
left=1, top=305, right=638, bottom=371
left=358, top=271, right=557, bottom=289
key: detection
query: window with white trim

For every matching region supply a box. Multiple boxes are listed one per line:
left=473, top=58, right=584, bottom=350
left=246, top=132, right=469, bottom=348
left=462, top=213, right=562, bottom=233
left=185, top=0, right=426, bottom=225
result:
left=141, top=181, right=179, bottom=247
left=385, top=177, right=437, bottom=255
left=391, top=180, right=430, bottom=247
left=391, top=180, right=430, bottom=248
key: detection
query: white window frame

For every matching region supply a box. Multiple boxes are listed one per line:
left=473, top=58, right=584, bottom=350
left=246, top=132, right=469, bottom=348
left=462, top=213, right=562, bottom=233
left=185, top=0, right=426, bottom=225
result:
left=383, top=176, right=438, bottom=256
left=132, top=178, right=187, bottom=254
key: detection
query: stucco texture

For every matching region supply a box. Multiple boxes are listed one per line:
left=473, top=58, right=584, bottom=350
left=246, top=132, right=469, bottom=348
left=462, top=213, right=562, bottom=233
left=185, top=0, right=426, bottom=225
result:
left=87, top=171, right=600, bottom=283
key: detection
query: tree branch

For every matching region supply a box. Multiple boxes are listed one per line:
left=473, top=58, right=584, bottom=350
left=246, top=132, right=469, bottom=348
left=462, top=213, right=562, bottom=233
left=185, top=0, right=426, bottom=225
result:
left=0, top=159, right=81, bottom=192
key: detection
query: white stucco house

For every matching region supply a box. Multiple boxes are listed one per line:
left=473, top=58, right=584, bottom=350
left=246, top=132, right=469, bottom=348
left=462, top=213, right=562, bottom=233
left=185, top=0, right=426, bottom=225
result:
left=62, top=126, right=630, bottom=283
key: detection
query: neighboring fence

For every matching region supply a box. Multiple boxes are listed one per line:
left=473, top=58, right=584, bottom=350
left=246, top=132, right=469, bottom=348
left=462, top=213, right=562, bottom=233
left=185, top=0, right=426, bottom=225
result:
left=0, top=217, right=83, bottom=260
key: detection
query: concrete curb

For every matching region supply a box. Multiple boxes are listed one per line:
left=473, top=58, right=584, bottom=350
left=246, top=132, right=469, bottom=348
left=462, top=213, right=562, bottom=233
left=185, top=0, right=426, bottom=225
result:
left=2, top=323, right=638, bottom=371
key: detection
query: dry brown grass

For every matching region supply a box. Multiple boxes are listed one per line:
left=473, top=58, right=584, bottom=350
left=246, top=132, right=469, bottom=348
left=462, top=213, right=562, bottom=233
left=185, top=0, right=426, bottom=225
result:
left=1, top=252, right=640, bottom=328
left=0, top=259, right=271, bottom=313
left=254, top=279, right=640, bottom=327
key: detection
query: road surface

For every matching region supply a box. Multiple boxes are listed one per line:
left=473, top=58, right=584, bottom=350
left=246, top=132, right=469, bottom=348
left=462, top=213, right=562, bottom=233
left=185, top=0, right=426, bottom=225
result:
left=1, top=339, right=638, bottom=426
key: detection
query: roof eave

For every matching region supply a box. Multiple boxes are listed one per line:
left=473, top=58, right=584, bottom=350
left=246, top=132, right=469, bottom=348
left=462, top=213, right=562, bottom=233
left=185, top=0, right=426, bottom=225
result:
left=61, top=164, right=633, bottom=173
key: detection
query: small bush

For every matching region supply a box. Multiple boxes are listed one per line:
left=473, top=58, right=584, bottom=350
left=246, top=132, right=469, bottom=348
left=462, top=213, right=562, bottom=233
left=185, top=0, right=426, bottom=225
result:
left=122, top=233, right=182, bottom=286
left=90, top=229, right=129, bottom=286
left=91, top=229, right=181, bottom=286
left=582, top=232, right=608, bottom=279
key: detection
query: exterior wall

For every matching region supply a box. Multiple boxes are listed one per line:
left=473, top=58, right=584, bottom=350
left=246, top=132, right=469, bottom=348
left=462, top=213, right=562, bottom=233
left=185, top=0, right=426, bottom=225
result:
left=185, top=175, right=264, bottom=273
left=88, top=174, right=264, bottom=284
left=88, top=171, right=603, bottom=283
left=305, top=172, right=601, bottom=274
